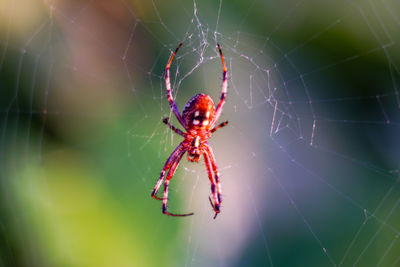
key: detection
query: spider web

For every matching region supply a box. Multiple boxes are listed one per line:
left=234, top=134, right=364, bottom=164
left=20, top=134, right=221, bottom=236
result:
left=1, top=0, right=400, bottom=266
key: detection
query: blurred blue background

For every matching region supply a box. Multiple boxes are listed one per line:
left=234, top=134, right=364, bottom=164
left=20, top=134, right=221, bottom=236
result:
left=1, top=0, right=400, bottom=266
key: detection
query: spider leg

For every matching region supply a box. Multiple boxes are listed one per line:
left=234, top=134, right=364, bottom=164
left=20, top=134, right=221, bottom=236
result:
left=212, top=44, right=228, bottom=128
left=204, top=143, right=222, bottom=205
left=163, top=117, right=185, bottom=137
left=208, top=197, right=219, bottom=219
left=211, top=121, right=228, bottom=133
left=162, top=151, right=194, bottom=217
left=203, top=149, right=220, bottom=219
left=151, top=144, right=184, bottom=201
left=165, top=43, right=186, bottom=128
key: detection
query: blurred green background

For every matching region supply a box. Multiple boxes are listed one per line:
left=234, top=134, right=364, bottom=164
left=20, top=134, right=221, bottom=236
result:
left=1, top=0, right=400, bottom=266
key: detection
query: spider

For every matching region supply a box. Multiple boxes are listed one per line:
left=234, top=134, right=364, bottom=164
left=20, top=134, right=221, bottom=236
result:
left=151, top=43, right=228, bottom=219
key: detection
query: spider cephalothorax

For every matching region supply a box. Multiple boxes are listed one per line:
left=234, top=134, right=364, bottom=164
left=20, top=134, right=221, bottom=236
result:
left=151, top=43, right=228, bottom=219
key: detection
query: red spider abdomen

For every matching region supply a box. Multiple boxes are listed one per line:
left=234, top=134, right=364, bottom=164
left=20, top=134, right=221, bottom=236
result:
left=182, top=94, right=215, bottom=130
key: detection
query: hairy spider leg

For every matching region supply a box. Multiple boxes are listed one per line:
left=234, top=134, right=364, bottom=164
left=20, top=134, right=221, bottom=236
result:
left=163, top=150, right=194, bottom=217
left=165, top=43, right=186, bottom=128
left=203, top=149, right=220, bottom=219
left=163, top=117, right=185, bottom=136
left=151, top=144, right=184, bottom=200
left=211, top=121, right=229, bottom=133
left=212, top=43, right=228, bottom=128
left=204, top=143, right=222, bottom=205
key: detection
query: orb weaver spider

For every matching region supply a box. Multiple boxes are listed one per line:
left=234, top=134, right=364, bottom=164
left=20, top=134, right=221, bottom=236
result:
left=151, top=43, right=228, bottom=219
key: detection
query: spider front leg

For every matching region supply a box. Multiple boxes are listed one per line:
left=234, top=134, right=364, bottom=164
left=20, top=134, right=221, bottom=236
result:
left=162, top=151, right=194, bottom=217
left=151, top=144, right=184, bottom=200
left=204, top=149, right=220, bottom=219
